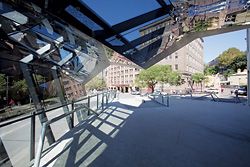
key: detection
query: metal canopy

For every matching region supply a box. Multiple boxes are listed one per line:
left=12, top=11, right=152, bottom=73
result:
left=1, top=0, right=250, bottom=72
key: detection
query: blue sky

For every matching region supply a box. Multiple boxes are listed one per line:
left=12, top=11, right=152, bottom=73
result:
left=82, top=0, right=160, bottom=25
left=203, top=30, right=247, bottom=63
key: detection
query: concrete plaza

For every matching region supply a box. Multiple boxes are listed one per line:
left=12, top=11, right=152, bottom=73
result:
left=38, top=93, right=250, bottom=167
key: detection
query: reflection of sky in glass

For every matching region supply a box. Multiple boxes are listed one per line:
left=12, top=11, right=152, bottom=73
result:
left=65, top=5, right=103, bottom=31
left=32, top=25, right=63, bottom=42
left=59, top=48, right=71, bottom=59
left=36, top=38, right=47, bottom=46
left=0, top=2, right=12, bottom=13
left=0, top=2, right=28, bottom=25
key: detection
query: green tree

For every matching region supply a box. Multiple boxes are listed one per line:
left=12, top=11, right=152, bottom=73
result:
left=135, top=65, right=161, bottom=93
left=135, top=65, right=181, bottom=92
left=191, top=73, right=206, bottom=92
left=156, top=65, right=172, bottom=91
left=168, top=71, right=181, bottom=86
left=228, top=53, right=247, bottom=72
left=204, top=65, right=219, bottom=75
left=218, top=48, right=245, bottom=68
left=0, top=74, right=5, bottom=92
left=85, top=77, right=106, bottom=91
left=11, top=79, right=29, bottom=103
left=104, top=46, right=114, bottom=59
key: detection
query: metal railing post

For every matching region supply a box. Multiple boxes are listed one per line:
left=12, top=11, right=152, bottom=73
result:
left=34, top=123, right=47, bottom=167
left=87, top=96, right=90, bottom=115
left=106, top=93, right=108, bottom=105
left=97, top=94, right=99, bottom=109
left=71, top=100, right=74, bottom=128
left=30, top=111, right=36, bottom=160
left=167, top=95, right=169, bottom=107
left=102, top=93, right=104, bottom=111
left=162, top=95, right=164, bottom=104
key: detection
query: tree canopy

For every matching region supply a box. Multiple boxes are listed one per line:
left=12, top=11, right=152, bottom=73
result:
left=135, top=65, right=181, bottom=92
left=205, top=47, right=246, bottom=77
left=168, top=71, right=181, bottom=86
left=191, top=73, right=206, bottom=83
left=136, top=65, right=159, bottom=92
left=204, top=65, right=219, bottom=75
left=191, top=73, right=206, bottom=91
left=85, top=76, right=106, bottom=91
left=218, top=48, right=245, bottom=68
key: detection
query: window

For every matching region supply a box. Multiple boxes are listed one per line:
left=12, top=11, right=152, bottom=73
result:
left=175, top=64, right=178, bottom=70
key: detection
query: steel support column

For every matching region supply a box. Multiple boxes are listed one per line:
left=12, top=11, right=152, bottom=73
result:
left=51, top=66, right=73, bottom=129
left=247, top=29, right=250, bottom=106
left=20, top=58, right=55, bottom=160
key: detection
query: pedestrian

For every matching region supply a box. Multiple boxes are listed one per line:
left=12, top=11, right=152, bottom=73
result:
left=9, top=98, right=15, bottom=106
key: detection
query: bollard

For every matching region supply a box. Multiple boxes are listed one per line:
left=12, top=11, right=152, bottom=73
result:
left=106, top=93, right=108, bottom=105
left=167, top=95, right=169, bottom=107
left=87, top=96, right=90, bottom=115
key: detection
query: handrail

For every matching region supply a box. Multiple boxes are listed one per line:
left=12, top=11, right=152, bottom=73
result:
left=148, top=93, right=170, bottom=107
left=0, top=91, right=112, bottom=128
left=33, top=105, right=99, bottom=167
left=33, top=91, right=116, bottom=167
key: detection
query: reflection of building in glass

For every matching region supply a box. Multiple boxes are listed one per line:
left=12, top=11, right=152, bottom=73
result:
left=140, top=18, right=204, bottom=75
left=157, top=39, right=204, bottom=75
left=105, top=53, right=141, bottom=93
left=62, top=75, right=86, bottom=100
left=140, top=18, right=204, bottom=91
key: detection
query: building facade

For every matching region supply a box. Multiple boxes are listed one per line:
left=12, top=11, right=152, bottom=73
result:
left=157, top=38, right=204, bottom=76
left=62, top=76, right=86, bottom=100
left=139, top=17, right=204, bottom=92
left=139, top=17, right=204, bottom=77
left=228, top=69, right=248, bottom=86
left=105, top=17, right=204, bottom=93
left=105, top=52, right=141, bottom=93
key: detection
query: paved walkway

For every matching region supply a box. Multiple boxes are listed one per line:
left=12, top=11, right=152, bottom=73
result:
left=40, top=94, right=250, bottom=167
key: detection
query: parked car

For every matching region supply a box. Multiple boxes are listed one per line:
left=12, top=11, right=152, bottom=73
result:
left=131, top=90, right=140, bottom=95
left=204, top=88, right=219, bottom=94
left=231, top=86, right=247, bottom=96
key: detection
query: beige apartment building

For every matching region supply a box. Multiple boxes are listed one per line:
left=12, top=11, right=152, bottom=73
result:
left=105, top=52, right=141, bottom=93
left=157, top=38, right=204, bottom=76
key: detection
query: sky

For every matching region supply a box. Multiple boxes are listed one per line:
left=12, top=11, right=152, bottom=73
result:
left=203, top=30, right=247, bottom=64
